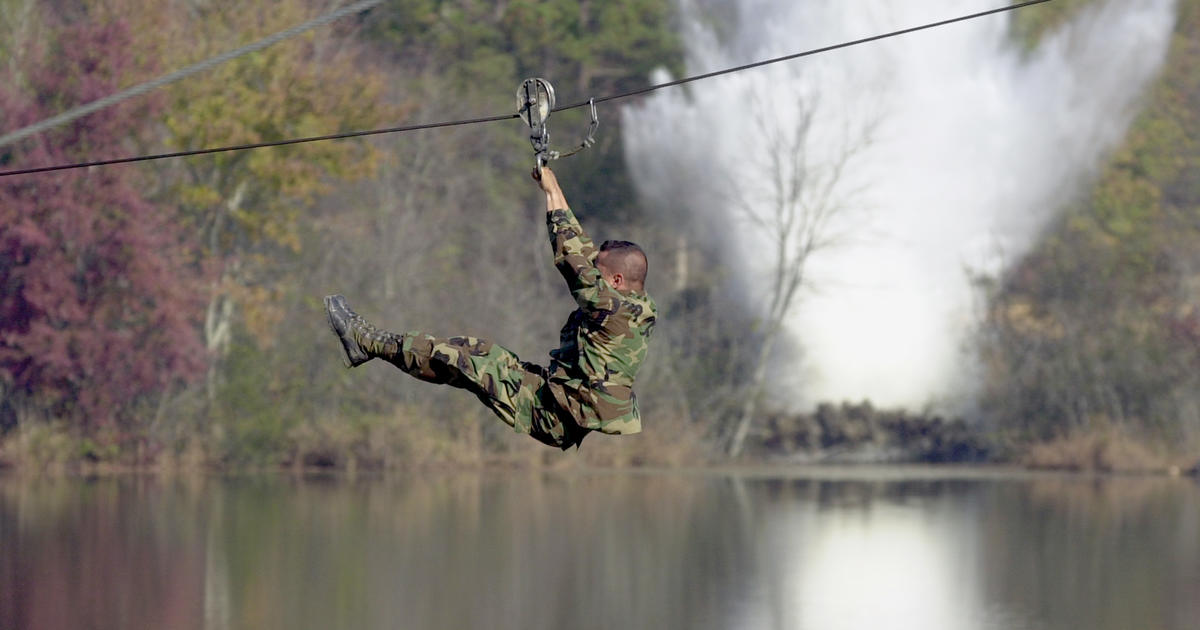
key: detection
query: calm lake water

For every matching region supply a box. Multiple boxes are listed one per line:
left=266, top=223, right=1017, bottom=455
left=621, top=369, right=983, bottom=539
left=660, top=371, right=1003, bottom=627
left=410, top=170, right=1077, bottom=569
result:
left=2, top=468, right=1198, bottom=630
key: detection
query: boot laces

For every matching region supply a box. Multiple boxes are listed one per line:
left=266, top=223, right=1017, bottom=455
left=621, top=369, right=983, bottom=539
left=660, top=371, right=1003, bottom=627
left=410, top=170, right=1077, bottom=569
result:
left=349, top=313, right=399, bottom=345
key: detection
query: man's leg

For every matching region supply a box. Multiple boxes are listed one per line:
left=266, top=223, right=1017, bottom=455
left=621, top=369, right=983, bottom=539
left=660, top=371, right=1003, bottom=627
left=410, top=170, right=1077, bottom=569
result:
left=389, top=332, right=533, bottom=429
left=324, top=295, right=583, bottom=448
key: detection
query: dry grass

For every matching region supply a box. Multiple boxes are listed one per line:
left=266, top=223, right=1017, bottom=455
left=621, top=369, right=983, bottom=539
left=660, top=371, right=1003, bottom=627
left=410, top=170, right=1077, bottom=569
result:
left=573, top=412, right=711, bottom=468
left=286, top=403, right=484, bottom=471
left=0, top=407, right=713, bottom=474
left=0, top=423, right=80, bottom=472
left=1022, top=428, right=1194, bottom=474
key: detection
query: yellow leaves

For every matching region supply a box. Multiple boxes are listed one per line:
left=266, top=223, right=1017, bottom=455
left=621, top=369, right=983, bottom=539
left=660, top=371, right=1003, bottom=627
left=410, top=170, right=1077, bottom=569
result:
left=159, top=1, right=396, bottom=197
left=234, top=282, right=287, bottom=351
left=1090, top=168, right=1160, bottom=238
left=261, top=214, right=302, bottom=254
left=127, top=0, right=399, bottom=351
left=1003, top=299, right=1065, bottom=340
left=176, top=184, right=222, bottom=210
left=45, top=2, right=405, bottom=364
left=210, top=258, right=285, bottom=352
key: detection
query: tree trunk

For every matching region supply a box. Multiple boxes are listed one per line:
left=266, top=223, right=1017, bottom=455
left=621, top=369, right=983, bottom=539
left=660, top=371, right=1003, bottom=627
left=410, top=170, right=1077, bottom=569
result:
left=203, top=288, right=234, bottom=404
left=200, top=180, right=246, bottom=406
left=727, top=324, right=779, bottom=458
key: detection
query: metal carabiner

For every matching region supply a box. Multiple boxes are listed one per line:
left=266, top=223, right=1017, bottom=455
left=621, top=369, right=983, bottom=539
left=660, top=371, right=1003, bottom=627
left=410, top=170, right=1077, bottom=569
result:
left=547, top=98, right=598, bottom=161
left=579, top=98, right=599, bottom=152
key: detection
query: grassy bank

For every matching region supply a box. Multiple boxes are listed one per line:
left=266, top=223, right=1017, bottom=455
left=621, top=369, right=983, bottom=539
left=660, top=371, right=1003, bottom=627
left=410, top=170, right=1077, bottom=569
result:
left=1020, top=429, right=1199, bottom=475
left=3, top=407, right=1197, bottom=476
left=0, top=409, right=712, bottom=474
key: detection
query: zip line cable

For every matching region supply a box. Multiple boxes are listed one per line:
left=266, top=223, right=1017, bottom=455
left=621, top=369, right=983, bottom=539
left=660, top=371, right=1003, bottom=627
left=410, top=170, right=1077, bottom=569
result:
left=0, top=0, right=1051, bottom=178
left=555, top=0, right=1052, bottom=111
left=0, top=0, right=386, bottom=150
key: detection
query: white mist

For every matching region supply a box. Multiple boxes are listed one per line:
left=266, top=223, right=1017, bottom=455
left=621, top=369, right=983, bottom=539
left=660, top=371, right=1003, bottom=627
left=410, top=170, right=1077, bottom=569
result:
left=623, top=0, right=1177, bottom=411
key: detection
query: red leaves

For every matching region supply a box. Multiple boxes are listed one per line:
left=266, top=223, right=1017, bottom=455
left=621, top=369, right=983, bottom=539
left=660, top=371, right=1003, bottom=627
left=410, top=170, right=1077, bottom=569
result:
left=0, top=16, right=204, bottom=429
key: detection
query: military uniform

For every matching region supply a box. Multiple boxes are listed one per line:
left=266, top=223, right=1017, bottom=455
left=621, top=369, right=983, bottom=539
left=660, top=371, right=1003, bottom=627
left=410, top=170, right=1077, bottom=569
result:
left=327, top=205, right=657, bottom=450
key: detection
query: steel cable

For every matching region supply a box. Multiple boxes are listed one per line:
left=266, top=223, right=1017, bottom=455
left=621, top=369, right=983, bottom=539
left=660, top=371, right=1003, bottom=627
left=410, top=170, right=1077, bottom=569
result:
left=0, top=0, right=1051, bottom=178
left=0, top=0, right=386, bottom=152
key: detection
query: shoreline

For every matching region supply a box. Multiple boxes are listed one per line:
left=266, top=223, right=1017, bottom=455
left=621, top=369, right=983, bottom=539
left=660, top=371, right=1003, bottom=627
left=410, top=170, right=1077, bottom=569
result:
left=1, top=458, right=1196, bottom=480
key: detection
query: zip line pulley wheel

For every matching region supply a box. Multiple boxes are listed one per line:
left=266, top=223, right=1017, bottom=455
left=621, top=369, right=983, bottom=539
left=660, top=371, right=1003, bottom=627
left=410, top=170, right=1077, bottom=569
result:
left=517, top=77, right=598, bottom=171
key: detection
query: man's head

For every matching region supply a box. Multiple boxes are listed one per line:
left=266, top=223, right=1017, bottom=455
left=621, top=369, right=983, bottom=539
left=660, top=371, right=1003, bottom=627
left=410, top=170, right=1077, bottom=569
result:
left=597, top=240, right=648, bottom=293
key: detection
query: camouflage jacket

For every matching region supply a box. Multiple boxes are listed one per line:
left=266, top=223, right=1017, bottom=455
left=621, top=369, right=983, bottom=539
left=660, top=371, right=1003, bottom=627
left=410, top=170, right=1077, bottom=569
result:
left=546, top=206, right=657, bottom=435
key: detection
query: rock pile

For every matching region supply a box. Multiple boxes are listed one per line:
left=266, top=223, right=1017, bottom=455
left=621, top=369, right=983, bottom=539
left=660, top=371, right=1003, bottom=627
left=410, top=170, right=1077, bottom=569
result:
left=751, top=401, right=994, bottom=463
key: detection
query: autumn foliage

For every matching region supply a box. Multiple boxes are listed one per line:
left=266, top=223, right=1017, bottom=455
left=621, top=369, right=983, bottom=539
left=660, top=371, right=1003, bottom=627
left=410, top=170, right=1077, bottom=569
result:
left=0, top=0, right=1193, bottom=469
left=0, top=18, right=205, bottom=429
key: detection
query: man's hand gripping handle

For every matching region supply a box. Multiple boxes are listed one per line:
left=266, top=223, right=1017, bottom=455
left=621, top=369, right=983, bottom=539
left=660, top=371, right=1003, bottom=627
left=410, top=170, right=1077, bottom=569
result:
left=532, top=166, right=568, bottom=213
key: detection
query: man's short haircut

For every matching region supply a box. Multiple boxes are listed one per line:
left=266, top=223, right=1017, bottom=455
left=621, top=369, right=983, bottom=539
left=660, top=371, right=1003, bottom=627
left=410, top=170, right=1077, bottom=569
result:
left=599, top=240, right=648, bottom=288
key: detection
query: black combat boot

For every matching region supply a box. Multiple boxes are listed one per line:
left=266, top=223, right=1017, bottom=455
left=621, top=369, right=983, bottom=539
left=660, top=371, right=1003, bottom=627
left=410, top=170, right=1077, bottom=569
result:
left=324, top=295, right=401, bottom=367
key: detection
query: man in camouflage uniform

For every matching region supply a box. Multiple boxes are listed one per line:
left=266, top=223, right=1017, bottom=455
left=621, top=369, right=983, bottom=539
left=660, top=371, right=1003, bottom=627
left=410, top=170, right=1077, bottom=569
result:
left=323, top=167, right=657, bottom=450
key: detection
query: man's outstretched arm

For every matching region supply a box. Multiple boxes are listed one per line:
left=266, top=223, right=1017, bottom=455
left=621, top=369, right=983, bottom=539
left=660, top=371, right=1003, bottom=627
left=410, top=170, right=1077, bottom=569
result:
left=534, top=167, right=601, bottom=296
left=537, top=166, right=570, bottom=216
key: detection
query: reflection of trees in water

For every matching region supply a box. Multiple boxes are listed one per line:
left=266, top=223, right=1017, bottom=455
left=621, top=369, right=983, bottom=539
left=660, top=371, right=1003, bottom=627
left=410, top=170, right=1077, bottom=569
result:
left=352, top=472, right=760, bottom=630
left=977, top=477, right=1200, bottom=630
left=3, top=474, right=1198, bottom=630
left=745, top=477, right=979, bottom=511
left=0, top=477, right=209, bottom=629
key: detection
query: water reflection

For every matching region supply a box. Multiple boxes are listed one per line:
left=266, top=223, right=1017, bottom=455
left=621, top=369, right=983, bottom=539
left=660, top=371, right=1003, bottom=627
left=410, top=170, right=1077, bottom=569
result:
left=1, top=471, right=1197, bottom=630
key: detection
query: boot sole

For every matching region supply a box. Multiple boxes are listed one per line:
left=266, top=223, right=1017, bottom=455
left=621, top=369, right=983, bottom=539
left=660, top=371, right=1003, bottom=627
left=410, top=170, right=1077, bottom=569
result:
left=324, top=295, right=361, bottom=368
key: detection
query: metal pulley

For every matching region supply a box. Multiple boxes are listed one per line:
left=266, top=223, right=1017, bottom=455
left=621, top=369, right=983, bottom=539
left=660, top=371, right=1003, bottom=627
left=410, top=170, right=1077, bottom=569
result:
left=516, top=78, right=598, bottom=170
left=517, top=78, right=556, bottom=168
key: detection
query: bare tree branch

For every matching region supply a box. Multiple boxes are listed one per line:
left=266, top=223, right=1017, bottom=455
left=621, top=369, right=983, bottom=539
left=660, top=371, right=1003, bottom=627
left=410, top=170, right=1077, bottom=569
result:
left=726, top=79, right=878, bottom=458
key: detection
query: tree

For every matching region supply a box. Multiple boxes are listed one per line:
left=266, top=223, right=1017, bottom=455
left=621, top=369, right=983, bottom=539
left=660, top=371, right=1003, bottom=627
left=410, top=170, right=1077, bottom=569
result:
left=0, top=0, right=41, bottom=81
left=149, top=0, right=395, bottom=403
left=366, top=0, right=682, bottom=220
left=0, top=13, right=205, bottom=433
left=725, top=88, right=876, bottom=458
left=977, top=0, right=1200, bottom=448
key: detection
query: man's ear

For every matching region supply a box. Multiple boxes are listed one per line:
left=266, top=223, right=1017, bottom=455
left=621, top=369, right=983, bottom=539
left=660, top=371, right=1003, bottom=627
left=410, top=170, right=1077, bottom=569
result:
left=611, top=272, right=625, bottom=288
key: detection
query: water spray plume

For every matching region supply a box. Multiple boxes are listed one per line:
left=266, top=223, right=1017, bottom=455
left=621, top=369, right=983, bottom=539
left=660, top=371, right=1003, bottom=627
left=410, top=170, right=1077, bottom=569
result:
left=624, top=0, right=1177, bottom=412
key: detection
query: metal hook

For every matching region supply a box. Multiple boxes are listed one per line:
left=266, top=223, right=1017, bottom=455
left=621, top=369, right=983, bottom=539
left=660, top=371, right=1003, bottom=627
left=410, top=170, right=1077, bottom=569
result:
left=583, top=98, right=598, bottom=149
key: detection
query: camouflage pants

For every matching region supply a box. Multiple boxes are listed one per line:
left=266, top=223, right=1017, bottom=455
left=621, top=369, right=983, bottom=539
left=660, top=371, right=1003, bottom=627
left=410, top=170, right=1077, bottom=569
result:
left=381, top=332, right=588, bottom=450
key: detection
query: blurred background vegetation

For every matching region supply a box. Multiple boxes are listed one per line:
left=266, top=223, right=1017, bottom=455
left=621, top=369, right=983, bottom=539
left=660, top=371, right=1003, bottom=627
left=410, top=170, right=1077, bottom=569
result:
left=0, top=0, right=1196, bottom=471
left=979, top=0, right=1200, bottom=468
